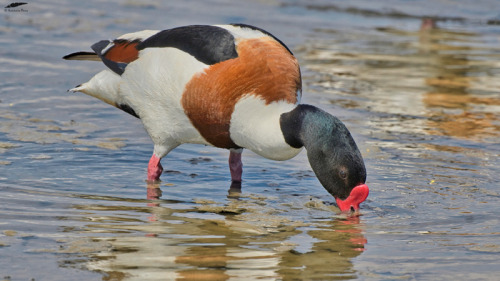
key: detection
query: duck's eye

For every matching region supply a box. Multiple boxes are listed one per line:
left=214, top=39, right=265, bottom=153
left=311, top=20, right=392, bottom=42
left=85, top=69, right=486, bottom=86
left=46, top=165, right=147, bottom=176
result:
left=339, top=169, right=348, bottom=179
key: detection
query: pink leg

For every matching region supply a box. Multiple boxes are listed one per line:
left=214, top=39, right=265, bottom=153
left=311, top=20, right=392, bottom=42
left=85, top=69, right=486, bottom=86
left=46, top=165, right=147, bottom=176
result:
left=229, top=149, right=243, bottom=183
left=147, top=154, right=163, bottom=182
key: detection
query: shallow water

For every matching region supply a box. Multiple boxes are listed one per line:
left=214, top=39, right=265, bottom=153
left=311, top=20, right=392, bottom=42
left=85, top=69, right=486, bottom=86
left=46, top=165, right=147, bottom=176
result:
left=1, top=0, right=499, bottom=280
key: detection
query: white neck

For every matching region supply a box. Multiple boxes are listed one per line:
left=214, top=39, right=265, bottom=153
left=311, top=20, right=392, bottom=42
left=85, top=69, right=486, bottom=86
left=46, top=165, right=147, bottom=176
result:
left=229, top=95, right=302, bottom=160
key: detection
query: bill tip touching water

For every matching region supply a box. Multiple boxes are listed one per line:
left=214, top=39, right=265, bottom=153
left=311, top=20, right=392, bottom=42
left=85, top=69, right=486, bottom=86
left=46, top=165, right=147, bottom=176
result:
left=63, top=23, right=369, bottom=212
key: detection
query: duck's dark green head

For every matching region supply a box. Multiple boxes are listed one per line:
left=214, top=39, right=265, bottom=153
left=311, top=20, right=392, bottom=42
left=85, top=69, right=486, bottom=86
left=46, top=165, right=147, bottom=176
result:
left=280, top=104, right=368, bottom=212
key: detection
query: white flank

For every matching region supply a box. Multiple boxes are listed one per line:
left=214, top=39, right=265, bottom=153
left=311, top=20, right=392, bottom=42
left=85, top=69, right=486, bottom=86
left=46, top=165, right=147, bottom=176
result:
left=119, top=47, right=211, bottom=157
left=230, top=95, right=303, bottom=161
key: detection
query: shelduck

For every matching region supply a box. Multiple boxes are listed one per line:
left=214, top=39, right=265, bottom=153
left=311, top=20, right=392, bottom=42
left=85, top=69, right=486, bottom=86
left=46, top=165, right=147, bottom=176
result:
left=63, top=24, right=369, bottom=212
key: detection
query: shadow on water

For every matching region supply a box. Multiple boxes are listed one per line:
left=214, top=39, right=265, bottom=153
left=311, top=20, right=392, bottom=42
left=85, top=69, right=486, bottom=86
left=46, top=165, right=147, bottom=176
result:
left=56, top=182, right=367, bottom=280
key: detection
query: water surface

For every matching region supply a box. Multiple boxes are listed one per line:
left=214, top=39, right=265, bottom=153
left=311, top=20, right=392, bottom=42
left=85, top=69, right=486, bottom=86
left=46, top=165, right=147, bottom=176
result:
left=1, top=0, right=499, bottom=280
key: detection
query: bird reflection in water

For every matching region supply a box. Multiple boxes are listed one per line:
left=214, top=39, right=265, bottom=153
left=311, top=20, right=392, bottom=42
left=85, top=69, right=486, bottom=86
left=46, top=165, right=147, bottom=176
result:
left=419, top=17, right=500, bottom=141
left=130, top=181, right=368, bottom=280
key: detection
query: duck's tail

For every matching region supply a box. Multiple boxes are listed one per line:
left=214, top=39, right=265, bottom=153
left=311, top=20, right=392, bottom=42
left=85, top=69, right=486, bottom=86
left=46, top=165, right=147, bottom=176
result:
left=63, top=51, right=101, bottom=61
left=68, top=70, right=122, bottom=109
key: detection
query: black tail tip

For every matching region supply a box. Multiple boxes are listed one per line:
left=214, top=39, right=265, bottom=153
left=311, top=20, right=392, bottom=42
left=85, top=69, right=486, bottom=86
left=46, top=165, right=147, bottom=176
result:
left=67, top=84, right=82, bottom=92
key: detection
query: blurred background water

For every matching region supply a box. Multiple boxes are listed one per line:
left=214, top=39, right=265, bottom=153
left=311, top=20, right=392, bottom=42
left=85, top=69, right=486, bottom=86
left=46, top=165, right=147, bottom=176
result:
left=1, top=0, right=499, bottom=280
